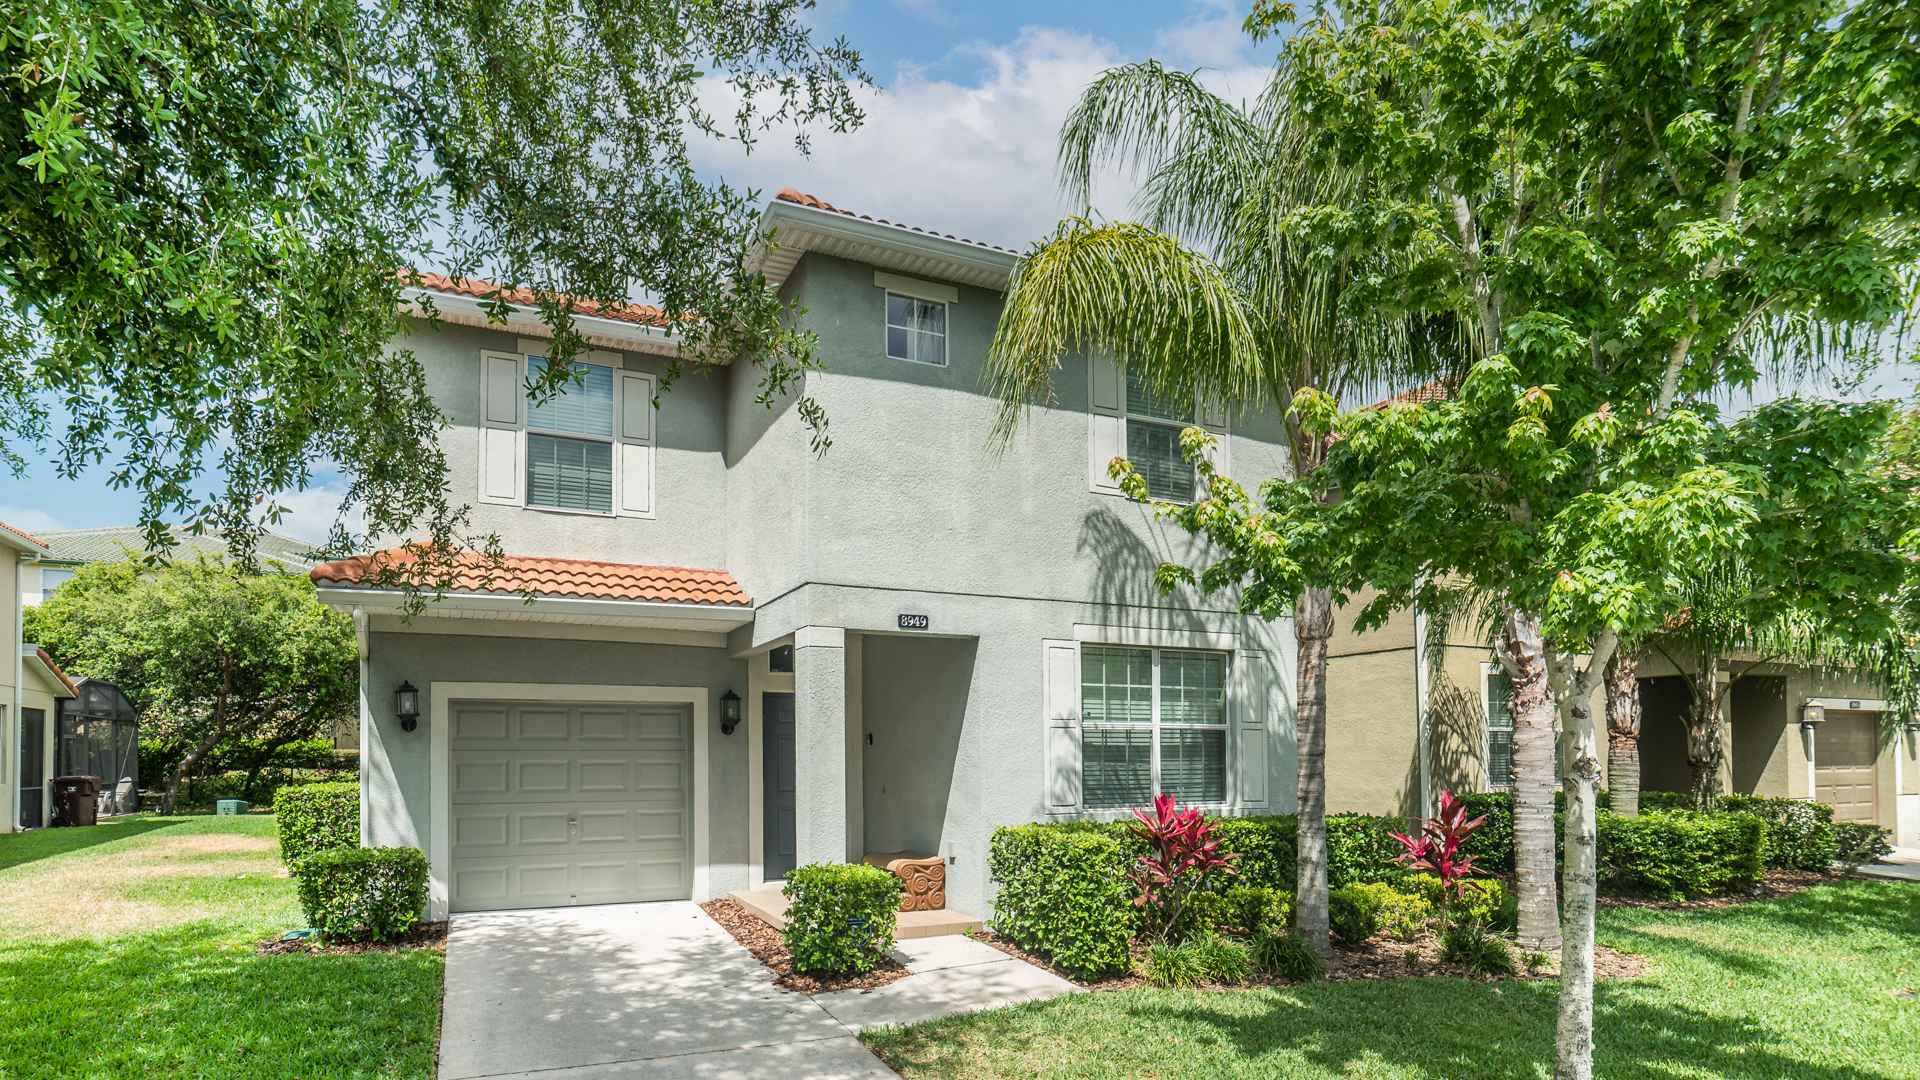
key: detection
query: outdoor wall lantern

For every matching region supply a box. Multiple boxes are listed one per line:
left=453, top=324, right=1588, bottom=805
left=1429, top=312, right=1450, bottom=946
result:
left=719, top=689, right=743, bottom=736
left=1799, top=702, right=1826, bottom=731
left=395, top=681, right=421, bottom=732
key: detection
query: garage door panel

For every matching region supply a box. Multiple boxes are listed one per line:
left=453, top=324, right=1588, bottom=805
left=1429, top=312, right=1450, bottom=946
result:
left=1816, top=712, right=1881, bottom=824
left=449, top=700, right=692, bottom=912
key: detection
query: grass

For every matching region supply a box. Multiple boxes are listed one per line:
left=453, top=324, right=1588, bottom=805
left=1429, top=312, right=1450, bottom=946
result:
left=0, top=814, right=442, bottom=1078
left=865, top=880, right=1920, bottom=1080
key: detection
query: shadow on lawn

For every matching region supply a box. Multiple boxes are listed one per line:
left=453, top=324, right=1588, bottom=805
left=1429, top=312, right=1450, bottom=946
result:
left=0, top=816, right=185, bottom=873
left=0, top=922, right=441, bottom=1078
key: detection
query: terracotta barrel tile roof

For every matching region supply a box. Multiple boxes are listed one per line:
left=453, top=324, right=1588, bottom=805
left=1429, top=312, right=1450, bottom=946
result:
left=774, top=187, right=1020, bottom=255
left=0, top=520, right=50, bottom=549
left=310, top=547, right=750, bottom=608
left=35, top=648, right=78, bottom=696
left=407, top=272, right=670, bottom=328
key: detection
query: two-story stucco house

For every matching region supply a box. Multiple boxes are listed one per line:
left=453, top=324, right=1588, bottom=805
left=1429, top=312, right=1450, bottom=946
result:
left=310, top=190, right=1301, bottom=921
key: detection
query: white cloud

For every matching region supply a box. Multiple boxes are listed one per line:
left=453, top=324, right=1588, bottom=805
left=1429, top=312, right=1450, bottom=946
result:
left=0, top=505, right=65, bottom=535
left=261, top=483, right=363, bottom=545
left=1154, top=0, right=1254, bottom=69
left=693, top=23, right=1270, bottom=253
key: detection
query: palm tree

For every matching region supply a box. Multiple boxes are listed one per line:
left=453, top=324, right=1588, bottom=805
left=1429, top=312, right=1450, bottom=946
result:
left=986, top=60, right=1454, bottom=957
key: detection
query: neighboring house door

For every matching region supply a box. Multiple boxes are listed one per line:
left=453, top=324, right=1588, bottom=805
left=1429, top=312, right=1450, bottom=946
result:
left=18, top=708, right=42, bottom=829
left=1815, top=711, right=1880, bottom=824
left=447, top=700, right=692, bottom=912
left=763, top=692, right=797, bottom=882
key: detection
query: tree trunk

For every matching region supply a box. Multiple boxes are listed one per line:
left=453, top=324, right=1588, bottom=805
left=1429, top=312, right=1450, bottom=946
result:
left=1294, top=584, right=1333, bottom=959
left=166, top=727, right=226, bottom=816
left=1604, top=651, right=1641, bottom=817
left=1685, top=659, right=1723, bottom=809
left=1556, top=642, right=1609, bottom=1080
left=1500, top=607, right=1561, bottom=952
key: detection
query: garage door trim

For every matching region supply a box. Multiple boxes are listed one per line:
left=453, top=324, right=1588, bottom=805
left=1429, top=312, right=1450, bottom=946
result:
left=429, top=681, right=709, bottom=920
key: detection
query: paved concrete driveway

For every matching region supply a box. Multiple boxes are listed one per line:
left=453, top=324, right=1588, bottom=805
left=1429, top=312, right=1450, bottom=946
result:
left=438, top=903, right=895, bottom=1079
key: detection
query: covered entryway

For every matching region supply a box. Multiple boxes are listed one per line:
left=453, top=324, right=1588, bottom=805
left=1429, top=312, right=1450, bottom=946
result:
left=762, top=691, right=797, bottom=881
left=449, top=699, right=693, bottom=912
left=1815, top=711, right=1880, bottom=824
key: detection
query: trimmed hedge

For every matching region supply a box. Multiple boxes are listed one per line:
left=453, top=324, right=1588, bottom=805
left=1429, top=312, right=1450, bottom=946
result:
left=295, top=847, right=428, bottom=942
left=274, top=782, right=360, bottom=868
left=185, top=765, right=358, bottom=809
left=987, top=824, right=1137, bottom=978
left=1596, top=810, right=1767, bottom=900
left=782, top=862, right=903, bottom=975
left=1719, top=794, right=1836, bottom=871
left=1834, top=822, right=1894, bottom=866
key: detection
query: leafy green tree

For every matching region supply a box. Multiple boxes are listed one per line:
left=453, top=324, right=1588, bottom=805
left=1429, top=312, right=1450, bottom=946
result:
left=985, top=58, right=1451, bottom=958
left=1087, top=0, right=1918, bottom=1075
left=3, top=0, right=865, bottom=575
left=28, top=559, right=358, bottom=812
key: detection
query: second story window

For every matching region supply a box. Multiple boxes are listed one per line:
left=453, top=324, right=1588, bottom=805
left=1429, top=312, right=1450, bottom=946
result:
left=526, top=356, right=615, bottom=513
left=885, top=292, right=947, bottom=366
left=1125, top=368, right=1195, bottom=501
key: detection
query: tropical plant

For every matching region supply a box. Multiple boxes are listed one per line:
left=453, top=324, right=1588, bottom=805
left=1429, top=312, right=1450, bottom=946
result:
left=986, top=54, right=1456, bottom=960
left=4, top=0, right=866, bottom=582
left=1125, top=794, right=1240, bottom=945
left=1250, top=930, right=1326, bottom=981
left=1390, top=790, right=1488, bottom=929
left=1604, top=650, right=1644, bottom=816
left=1442, top=920, right=1518, bottom=977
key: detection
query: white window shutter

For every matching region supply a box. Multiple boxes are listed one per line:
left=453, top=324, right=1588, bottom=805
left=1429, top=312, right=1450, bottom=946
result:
left=1197, top=395, right=1231, bottom=489
left=478, top=351, right=523, bottom=505
left=1088, top=355, right=1124, bottom=493
left=1237, top=649, right=1272, bottom=808
left=616, top=370, right=656, bottom=517
left=1043, top=639, right=1082, bottom=811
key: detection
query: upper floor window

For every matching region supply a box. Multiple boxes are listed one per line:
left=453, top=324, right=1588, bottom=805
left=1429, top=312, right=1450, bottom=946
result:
left=885, top=292, right=947, bottom=366
left=477, top=347, right=655, bottom=518
left=1081, top=645, right=1229, bottom=809
left=1125, top=368, right=1196, bottom=501
left=39, top=567, right=75, bottom=602
left=526, top=356, right=615, bottom=513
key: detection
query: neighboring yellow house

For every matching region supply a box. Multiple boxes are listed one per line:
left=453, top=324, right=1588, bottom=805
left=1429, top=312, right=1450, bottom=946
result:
left=0, top=521, right=80, bottom=833
left=1322, top=589, right=1920, bottom=849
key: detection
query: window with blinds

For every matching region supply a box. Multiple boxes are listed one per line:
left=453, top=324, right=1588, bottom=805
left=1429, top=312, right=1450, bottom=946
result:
left=885, top=292, right=947, bottom=366
left=1486, top=671, right=1514, bottom=790
left=1125, top=368, right=1195, bottom=501
left=1082, top=645, right=1229, bottom=808
left=525, top=356, right=615, bottom=513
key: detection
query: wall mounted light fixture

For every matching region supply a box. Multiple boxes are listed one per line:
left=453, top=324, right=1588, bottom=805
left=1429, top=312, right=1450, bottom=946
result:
left=395, top=681, right=421, bottom=733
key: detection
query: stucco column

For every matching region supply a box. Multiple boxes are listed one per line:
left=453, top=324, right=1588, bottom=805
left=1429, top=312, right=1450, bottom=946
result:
left=794, top=625, right=849, bottom=868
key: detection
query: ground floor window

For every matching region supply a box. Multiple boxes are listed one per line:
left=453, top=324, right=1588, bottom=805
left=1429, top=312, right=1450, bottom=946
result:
left=1082, top=645, right=1229, bottom=808
left=1484, top=667, right=1564, bottom=790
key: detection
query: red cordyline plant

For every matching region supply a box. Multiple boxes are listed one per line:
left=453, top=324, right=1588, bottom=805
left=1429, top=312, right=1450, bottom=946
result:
left=1126, top=793, right=1239, bottom=944
left=1389, top=790, right=1488, bottom=929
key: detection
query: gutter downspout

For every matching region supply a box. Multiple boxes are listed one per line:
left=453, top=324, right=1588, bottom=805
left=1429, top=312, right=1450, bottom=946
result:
left=1412, top=582, right=1433, bottom=818
left=7, top=554, right=29, bottom=834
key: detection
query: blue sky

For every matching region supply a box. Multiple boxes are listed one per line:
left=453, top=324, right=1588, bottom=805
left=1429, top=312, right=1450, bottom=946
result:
left=2, top=0, right=1911, bottom=540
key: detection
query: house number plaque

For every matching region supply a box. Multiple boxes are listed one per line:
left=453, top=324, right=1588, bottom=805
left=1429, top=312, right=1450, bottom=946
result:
left=898, top=613, right=930, bottom=630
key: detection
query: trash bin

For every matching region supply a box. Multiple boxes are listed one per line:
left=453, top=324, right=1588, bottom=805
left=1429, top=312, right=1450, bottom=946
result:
left=51, top=776, right=101, bottom=827
left=215, top=799, right=249, bottom=816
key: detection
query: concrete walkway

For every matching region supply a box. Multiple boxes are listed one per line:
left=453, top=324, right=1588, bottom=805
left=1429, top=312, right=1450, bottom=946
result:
left=437, top=902, right=1075, bottom=1080
left=1856, top=847, right=1920, bottom=883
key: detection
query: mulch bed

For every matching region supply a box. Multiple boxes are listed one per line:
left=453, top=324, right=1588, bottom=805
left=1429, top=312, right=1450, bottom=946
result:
left=1598, top=869, right=1829, bottom=911
left=970, top=926, right=1648, bottom=990
left=700, top=898, right=911, bottom=995
left=255, top=921, right=448, bottom=956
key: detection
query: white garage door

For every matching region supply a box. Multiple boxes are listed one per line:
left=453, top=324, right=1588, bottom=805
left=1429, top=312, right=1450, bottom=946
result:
left=449, top=700, right=692, bottom=912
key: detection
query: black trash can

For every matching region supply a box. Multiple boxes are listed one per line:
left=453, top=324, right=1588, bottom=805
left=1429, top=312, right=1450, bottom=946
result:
left=51, top=776, right=101, bottom=827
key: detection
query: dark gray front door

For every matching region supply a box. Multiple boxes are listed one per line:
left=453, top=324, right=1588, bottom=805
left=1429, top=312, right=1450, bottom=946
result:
left=19, top=708, right=44, bottom=829
left=763, top=692, right=797, bottom=881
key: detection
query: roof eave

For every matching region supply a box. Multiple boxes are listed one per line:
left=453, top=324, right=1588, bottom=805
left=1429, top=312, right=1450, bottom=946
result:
left=314, top=583, right=754, bottom=632
left=404, top=287, right=685, bottom=358
left=751, top=200, right=1019, bottom=293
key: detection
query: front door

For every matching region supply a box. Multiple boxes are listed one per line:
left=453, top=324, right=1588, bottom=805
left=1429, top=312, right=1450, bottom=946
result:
left=1815, top=711, right=1880, bottom=824
left=763, top=692, right=797, bottom=881
left=18, top=708, right=43, bottom=829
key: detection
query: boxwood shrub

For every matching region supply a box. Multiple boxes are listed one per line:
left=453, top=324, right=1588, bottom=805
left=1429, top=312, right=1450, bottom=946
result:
left=1596, top=810, right=1766, bottom=900
left=273, top=782, right=359, bottom=868
left=1834, top=822, right=1894, bottom=866
left=782, top=862, right=904, bottom=975
left=295, top=846, right=428, bottom=942
left=988, top=824, right=1136, bottom=978
left=1719, top=794, right=1836, bottom=871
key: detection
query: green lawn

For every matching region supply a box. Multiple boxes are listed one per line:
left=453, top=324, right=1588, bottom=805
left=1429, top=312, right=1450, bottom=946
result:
left=866, top=880, right=1920, bottom=1080
left=0, top=814, right=442, bottom=1078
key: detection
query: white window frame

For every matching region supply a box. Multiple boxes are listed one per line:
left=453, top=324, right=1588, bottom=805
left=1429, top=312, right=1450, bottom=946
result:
left=1123, top=388, right=1197, bottom=503
left=1081, top=644, right=1233, bottom=810
left=883, top=290, right=949, bottom=367
left=1481, top=661, right=1513, bottom=793
left=523, top=352, right=618, bottom=518
left=479, top=346, right=654, bottom=520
